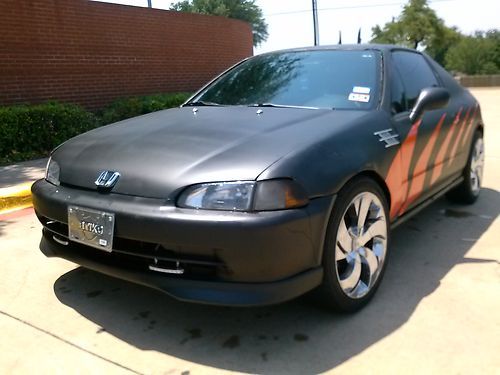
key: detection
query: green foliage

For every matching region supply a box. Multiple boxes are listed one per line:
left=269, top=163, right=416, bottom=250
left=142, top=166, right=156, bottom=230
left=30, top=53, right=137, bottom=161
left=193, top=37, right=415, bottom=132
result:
left=0, top=102, right=98, bottom=164
left=170, top=0, right=268, bottom=46
left=0, top=92, right=191, bottom=164
left=98, top=92, right=190, bottom=125
left=445, top=30, right=500, bottom=75
left=371, top=0, right=443, bottom=50
left=425, top=25, right=462, bottom=67
left=371, top=0, right=500, bottom=71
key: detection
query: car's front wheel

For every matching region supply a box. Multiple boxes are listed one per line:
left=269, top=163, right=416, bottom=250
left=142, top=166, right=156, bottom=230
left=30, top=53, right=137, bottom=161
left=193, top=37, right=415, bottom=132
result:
left=318, top=177, right=390, bottom=313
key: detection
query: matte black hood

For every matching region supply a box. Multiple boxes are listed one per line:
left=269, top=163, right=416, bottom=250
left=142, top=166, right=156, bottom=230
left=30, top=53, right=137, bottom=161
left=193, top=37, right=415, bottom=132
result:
left=53, top=106, right=367, bottom=199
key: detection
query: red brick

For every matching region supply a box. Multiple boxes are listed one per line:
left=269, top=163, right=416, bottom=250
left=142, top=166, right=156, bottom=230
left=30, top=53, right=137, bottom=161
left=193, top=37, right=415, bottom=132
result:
left=0, top=0, right=253, bottom=109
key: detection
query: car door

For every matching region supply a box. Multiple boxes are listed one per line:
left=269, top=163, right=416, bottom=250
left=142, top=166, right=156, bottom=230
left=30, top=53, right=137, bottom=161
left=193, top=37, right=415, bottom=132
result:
left=388, top=50, right=456, bottom=219
left=424, top=58, right=480, bottom=187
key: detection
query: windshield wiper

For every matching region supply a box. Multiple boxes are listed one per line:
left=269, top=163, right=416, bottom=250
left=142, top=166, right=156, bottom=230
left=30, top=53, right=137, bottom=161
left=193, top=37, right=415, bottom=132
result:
left=249, top=103, right=320, bottom=110
left=184, top=101, right=222, bottom=107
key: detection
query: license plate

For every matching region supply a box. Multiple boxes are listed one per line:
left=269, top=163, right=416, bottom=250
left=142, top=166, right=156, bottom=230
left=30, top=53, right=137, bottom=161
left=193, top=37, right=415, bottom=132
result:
left=68, top=206, right=115, bottom=252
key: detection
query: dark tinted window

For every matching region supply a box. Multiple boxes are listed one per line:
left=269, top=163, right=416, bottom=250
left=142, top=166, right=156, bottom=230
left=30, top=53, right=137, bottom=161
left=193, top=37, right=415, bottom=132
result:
left=193, top=50, right=381, bottom=110
left=392, top=51, right=439, bottom=109
left=427, top=57, right=463, bottom=93
left=390, top=69, right=407, bottom=114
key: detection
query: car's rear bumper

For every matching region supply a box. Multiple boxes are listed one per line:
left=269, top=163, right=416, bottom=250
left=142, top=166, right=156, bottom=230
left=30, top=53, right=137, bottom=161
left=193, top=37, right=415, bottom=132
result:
left=32, top=179, right=334, bottom=306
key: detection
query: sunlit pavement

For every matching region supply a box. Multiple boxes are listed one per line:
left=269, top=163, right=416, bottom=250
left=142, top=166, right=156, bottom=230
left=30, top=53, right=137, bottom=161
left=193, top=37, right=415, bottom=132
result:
left=1, top=88, right=499, bottom=374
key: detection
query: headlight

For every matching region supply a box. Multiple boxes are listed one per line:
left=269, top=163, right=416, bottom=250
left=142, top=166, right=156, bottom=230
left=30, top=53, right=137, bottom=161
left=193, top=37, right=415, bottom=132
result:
left=45, top=157, right=60, bottom=186
left=177, top=181, right=255, bottom=211
left=177, top=179, right=308, bottom=212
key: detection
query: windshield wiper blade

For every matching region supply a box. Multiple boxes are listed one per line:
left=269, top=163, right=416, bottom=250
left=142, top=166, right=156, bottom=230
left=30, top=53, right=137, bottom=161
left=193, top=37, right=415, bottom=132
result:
left=249, top=103, right=320, bottom=110
left=249, top=103, right=286, bottom=108
left=184, top=101, right=222, bottom=107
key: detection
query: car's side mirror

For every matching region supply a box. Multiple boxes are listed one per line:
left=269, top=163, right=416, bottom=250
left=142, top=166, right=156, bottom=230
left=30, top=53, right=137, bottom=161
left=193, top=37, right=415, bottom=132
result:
left=409, top=87, right=450, bottom=123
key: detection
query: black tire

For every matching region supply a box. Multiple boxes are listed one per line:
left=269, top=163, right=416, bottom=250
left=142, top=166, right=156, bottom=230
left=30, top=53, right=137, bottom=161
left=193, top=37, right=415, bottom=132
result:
left=317, top=176, right=390, bottom=313
left=446, top=130, right=484, bottom=204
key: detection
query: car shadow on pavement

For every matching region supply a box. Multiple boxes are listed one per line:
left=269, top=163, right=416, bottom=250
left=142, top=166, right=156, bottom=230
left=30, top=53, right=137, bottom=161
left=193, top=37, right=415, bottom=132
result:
left=54, top=188, right=500, bottom=374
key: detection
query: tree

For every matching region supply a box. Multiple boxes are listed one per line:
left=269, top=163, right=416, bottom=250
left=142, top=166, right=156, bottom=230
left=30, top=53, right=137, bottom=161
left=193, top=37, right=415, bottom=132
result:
left=371, top=0, right=458, bottom=66
left=485, top=29, right=500, bottom=70
left=170, top=0, right=268, bottom=47
left=371, top=0, right=500, bottom=74
left=445, top=30, right=500, bottom=75
left=424, top=25, right=461, bottom=67
left=372, top=0, right=443, bottom=49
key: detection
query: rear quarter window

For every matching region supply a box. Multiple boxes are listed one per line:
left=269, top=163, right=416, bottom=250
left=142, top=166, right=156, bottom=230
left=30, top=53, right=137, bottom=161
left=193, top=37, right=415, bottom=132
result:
left=391, top=51, right=439, bottom=109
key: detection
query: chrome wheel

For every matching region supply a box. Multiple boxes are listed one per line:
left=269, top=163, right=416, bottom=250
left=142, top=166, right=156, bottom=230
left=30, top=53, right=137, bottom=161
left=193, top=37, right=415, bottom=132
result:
left=470, top=138, right=484, bottom=195
left=335, top=192, right=388, bottom=299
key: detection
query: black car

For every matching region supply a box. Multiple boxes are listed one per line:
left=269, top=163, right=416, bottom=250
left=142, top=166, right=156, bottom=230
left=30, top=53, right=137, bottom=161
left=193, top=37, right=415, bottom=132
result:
left=32, top=44, right=484, bottom=312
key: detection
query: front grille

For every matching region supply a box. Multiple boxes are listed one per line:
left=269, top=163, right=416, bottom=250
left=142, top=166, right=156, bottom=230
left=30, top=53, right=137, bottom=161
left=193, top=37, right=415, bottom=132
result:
left=38, top=215, right=226, bottom=281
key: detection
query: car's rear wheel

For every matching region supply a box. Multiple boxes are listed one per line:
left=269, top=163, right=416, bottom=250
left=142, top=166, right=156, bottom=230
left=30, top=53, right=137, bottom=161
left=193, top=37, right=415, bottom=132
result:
left=447, top=130, right=484, bottom=204
left=318, top=177, right=390, bottom=313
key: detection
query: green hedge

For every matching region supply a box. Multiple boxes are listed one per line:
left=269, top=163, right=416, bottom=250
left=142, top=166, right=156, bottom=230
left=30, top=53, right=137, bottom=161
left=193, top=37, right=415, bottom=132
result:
left=0, top=102, right=98, bottom=164
left=0, top=92, right=191, bottom=164
left=99, top=92, right=191, bottom=124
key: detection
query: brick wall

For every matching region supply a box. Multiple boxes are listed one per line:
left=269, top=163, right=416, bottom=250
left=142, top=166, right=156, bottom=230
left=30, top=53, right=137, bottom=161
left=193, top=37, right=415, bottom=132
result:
left=0, top=0, right=253, bottom=109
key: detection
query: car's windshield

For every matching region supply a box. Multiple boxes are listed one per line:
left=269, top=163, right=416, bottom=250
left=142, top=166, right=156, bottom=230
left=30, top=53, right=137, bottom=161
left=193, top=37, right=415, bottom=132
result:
left=190, top=49, right=381, bottom=110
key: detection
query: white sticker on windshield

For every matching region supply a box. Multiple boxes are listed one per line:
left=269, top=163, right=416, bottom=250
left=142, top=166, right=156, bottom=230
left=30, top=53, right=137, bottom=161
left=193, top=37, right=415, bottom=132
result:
left=353, top=86, right=371, bottom=94
left=348, top=93, right=370, bottom=103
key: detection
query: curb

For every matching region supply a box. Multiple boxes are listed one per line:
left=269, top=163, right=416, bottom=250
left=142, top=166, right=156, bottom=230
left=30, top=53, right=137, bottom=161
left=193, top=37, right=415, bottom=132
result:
left=0, top=182, right=34, bottom=214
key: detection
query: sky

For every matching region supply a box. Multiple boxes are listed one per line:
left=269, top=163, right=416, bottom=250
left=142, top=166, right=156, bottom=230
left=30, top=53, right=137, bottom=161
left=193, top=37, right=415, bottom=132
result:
left=92, top=0, right=500, bottom=54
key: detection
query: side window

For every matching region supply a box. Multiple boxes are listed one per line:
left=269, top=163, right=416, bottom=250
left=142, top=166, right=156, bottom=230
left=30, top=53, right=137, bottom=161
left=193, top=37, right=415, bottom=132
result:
left=391, top=51, right=439, bottom=109
left=390, top=69, right=407, bottom=114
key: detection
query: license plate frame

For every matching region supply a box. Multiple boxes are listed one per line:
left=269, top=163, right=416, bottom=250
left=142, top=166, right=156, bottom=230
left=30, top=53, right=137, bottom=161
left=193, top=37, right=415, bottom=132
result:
left=68, top=205, right=115, bottom=252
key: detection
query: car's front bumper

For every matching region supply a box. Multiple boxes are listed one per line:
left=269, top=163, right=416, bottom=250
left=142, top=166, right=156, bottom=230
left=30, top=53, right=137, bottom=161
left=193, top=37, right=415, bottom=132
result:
left=32, top=179, right=335, bottom=306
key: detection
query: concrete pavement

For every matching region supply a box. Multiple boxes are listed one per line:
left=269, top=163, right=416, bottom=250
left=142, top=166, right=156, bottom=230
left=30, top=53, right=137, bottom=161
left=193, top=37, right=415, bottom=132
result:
left=0, top=158, right=47, bottom=188
left=0, top=158, right=47, bottom=213
left=0, top=89, right=499, bottom=374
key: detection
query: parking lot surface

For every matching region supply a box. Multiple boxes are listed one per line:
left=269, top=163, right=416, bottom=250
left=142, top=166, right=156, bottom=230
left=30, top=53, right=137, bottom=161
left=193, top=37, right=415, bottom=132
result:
left=1, top=88, right=499, bottom=374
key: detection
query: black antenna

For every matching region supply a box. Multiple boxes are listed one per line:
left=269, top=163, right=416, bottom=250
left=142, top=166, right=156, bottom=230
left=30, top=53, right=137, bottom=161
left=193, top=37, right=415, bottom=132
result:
left=338, top=31, right=342, bottom=45
left=312, top=0, right=319, bottom=46
left=357, top=28, right=361, bottom=44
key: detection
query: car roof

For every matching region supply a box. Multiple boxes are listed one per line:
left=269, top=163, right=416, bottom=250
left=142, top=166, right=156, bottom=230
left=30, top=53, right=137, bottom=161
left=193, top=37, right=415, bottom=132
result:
left=260, top=44, right=417, bottom=55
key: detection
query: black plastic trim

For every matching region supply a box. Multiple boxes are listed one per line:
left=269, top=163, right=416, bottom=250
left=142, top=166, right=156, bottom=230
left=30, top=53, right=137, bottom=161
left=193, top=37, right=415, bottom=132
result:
left=40, top=231, right=323, bottom=306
